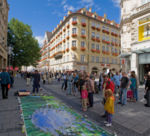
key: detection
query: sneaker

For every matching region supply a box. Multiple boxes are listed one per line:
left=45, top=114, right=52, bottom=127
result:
left=104, top=121, right=108, bottom=124
left=105, top=123, right=112, bottom=127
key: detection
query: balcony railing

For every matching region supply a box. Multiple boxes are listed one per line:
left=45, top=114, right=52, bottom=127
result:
left=136, top=2, right=150, bottom=13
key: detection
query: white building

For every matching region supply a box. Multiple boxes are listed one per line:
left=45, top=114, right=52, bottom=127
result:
left=121, top=0, right=150, bottom=84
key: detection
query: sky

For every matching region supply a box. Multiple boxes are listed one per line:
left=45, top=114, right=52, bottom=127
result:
left=8, top=0, right=121, bottom=46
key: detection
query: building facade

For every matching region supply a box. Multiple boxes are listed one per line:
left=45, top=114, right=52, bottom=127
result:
left=121, top=0, right=150, bottom=83
left=0, top=0, right=9, bottom=69
left=40, top=8, right=121, bottom=74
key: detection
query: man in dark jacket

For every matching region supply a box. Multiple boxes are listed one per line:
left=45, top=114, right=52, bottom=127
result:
left=32, top=70, right=40, bottom=94
left=0, top=69, right=11, bottom=99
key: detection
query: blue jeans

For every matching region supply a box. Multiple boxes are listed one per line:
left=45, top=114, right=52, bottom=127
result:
left=131, top=87, right=138, bottom=101
left=106, top=112, right=112, bottom=124
left=120, top=88, right=127, bottom=105
left=67, top=82, right=72, bottom=95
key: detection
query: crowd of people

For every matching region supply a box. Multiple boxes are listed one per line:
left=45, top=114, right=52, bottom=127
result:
left=0, top=68, right=150, bottom=127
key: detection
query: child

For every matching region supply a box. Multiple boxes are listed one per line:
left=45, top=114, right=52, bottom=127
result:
left=81, top=84, right=88, bottom=111
left=104, top=89, right=115, bottom=127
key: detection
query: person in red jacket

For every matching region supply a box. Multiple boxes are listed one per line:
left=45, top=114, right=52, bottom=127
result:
left=101, top=74, right=115, bottom=118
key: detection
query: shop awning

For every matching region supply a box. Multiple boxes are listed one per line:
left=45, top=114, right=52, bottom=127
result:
left=119, top=53, right=131, bottom=58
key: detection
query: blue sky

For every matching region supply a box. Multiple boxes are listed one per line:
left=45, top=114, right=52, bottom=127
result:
left=8, top=0, right=120, bottom=46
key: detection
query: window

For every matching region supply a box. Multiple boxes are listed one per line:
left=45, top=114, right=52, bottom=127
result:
left=112, top=47, right=114, bottom=53
left=67, top=55, right=69, bottom=61
left=96, top=57, right=99, bottom=63
left=64, top=44, right=66, bottom=50
left=72, top=16, right=77, bottom=21
left=72, top=28, right=77, bottom=34
left=81, top=55, right=85, bottom=62
left=81, top=18, right=86, bottom=23
left=102, top=35, right=105, bottom=40
left=102, top=26, right=105, bottom=30
left=91, top=56, right=95, bottom=62
left=106, top=46, right=109, bottom=52
left=96, top=34, right=100, bottom=39
left=64, top=34, right=66, bottom=39
left=67, top=30, right=69, bottom=36
left=107, top=58, right=109, bottom=64
left=106, top=36, right=109, bottom=41
left=67, top=42, right=69, bottom=48
left=102, top=57, right=105, bottom=63
left=92, top=32, right=95, bottom=38
left=81, top=41, right=85, bottom=47
left=96, top=44, right=99, bottom=50
left=96, top=23, right=100, bottom=28
left=115, top=48, right=117, bottom=53
left=81, top=29, right=86, bottom=35
left=102, top=46, right=105, bottom=51
left=72, top=40, right=76, bottom=47
left=92, top=43, right=95, bottom=49
left=92, top=22, right=95, bottom=27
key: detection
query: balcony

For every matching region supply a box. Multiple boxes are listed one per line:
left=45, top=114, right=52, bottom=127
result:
left=136, top=2, right=150, bottom=13
left=66, top=36, right=69, bottom=40
left=81, top=47, right=86, bottom=51
left=66, top=48, right=69, bottom=52
left=63, top=39, right=66, bottom=43
left=63, top=28, right=66, bottom=32
left=91, top=37, right=96, bottom=41
left=72, top=34, right=77, bottom=37
left=81, top=35, right=86, bottom=38
left=72, top=21, right=77, bottom=25
left=102, top=30, right=110, bottom=35
left=96, top=50, right=100, bottom=53
left=96, top=38, right=100, bottom=42
left=67, top=24, right=70, bottom=29
left=54, top=51, right=63, bottom=59
left=97, top=28, right=101, bottom=31
left=91, top=26, right=96, bottom=30
left=111, top=42, right=115, bottom=46
left=111, top=32, right=118, bottom=37
left=91, top=49, right=96, bottom=52
left=71, top=46, right=77, bottom=51
left=102, top=40, right=110, bottom=44
left=81, top=22, right=86, bottom=27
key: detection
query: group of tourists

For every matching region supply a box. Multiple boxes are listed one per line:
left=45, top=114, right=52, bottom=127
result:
left=1, top=67, right=150, bottom=127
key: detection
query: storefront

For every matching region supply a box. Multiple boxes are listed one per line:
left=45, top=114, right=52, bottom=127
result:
left=139, top=53, right=150, bottom=84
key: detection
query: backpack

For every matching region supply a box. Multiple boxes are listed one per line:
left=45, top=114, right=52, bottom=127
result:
left=106, top=80, right=115, bottom=93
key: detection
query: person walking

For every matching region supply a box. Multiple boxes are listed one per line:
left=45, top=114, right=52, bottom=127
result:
left=67, top=72, right=73, bottom=95
left=145, top=72, right=150, bottom=107
left=119, top=72, right=130, bottom=105
left=26, top=72, right=31, bottom=86
left=42, top=73, right=47, bottom=84
left=81, top=84, right=88, bottom=111
left=85, top=75, right=95, bottom=107
left=32, top=70, right=40, bottom=95
left=130, top=71, right=138, bottom=102
left=0, top=69, right=11, bottom=99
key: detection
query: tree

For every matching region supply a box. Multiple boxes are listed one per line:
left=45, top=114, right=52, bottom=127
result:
left=7, top=18, right=41, bottom=68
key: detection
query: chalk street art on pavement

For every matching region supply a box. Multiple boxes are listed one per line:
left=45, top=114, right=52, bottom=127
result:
left=20, top=96, right=113, bottom=136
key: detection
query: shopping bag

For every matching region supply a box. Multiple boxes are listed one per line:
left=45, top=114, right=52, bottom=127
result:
left=8, top=84, right=10, bottom=89
left=127, top=90, right=133, bottom=99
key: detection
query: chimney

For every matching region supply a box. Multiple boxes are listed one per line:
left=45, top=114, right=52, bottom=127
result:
left=104, top=14, right=107, bottom=19
left=111, top=20, right=115, bottom=25
left=67, top=11, right=71, bottom=15
left=63, top=16, right=66, bottom=21
left=89, top=8, right=92, bottom=12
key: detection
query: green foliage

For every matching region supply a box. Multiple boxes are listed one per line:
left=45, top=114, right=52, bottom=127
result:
left=8, top=18, right=41, bottom=67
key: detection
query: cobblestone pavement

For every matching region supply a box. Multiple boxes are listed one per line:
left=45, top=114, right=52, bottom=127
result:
left=0, top=78, right=25, bottom=136
left=1, top=77, right=150, bottom=136
left=41, top=80, right=150, bottom=136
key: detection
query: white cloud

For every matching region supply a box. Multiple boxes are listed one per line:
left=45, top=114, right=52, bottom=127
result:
left=35, top=36, right=45, bottom=47
left=80, top=0, right=94, bottom=8
left=112, top=0, right=121, bottom=7
left=63, top=4, right=75, bottom=11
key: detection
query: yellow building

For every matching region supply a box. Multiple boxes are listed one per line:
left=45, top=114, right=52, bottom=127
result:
left=40, top=8, right=121, bottom=74
left=0, top=0, right=9, bottom=69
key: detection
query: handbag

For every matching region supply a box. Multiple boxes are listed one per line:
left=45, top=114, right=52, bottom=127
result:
left=8, top=84, right=10, bottom=89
